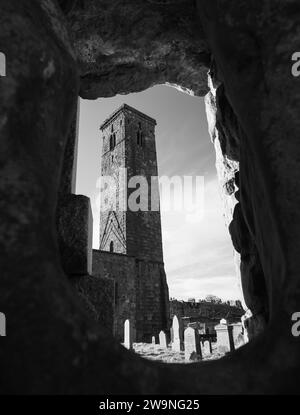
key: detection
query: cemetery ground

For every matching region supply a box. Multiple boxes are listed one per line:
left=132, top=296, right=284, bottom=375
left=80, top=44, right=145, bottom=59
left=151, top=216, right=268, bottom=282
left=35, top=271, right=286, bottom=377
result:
left=130, top=342, right=225, bottom=363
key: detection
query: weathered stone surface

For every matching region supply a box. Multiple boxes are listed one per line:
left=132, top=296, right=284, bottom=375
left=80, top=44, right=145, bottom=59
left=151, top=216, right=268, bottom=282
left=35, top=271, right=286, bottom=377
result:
left=202, top=340, right=212, bottom=355
left=171, top=315, right=184, bottom=352
left=58, top=99, right=80, bottom=196
left=184, top=327, right=202, bottom=362
left=231, top=323, right=244, bottom=349
left=1, top=0, right=300, bottom=395
left=56, top=194, right=93, bottom=275
left=124, top=319, right=133, bottom=349
left=59, top=0, right=210, bottom=98
left=215, top=321, right=234, bottom=354
left=71, top=274, right=114, bottom=333
left=159, top=330, right=167, bottom=348
left=93, top=250, right=169, bottom=342
left=0, top=312, right=6, bottom=336
left=170, top=299, right=244, bottom=334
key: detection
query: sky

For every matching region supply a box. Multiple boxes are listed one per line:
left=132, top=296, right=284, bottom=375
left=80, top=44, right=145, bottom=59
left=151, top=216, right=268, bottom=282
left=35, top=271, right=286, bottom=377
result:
left=76, top=85, right=242, bottom=302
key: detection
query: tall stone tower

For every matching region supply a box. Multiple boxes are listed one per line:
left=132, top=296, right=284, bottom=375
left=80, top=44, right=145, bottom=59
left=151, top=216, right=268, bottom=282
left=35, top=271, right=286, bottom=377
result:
left=97, top=104, right=169, bottom=342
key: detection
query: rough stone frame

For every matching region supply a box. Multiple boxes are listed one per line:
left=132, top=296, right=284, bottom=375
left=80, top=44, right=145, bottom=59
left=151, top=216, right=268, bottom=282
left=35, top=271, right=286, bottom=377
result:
left=1, top=0, right=300, bottom=393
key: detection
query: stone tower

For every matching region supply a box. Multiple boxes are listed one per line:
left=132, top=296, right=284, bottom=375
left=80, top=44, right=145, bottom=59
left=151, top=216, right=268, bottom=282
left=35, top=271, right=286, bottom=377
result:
left=98, top=104, right=169, bottom=342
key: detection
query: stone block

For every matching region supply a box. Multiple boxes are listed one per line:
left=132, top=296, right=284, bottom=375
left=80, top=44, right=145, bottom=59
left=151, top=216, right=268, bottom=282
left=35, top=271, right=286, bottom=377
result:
left=184, top=327, right=202, bottom=362
left=0, top=312, right=6, bottom=336
left=215, top=321, right=234, bottom=354
left=171, top=315, right=184, bottom=352
left=124, top=319, right=133, bottom=350
left=159, top=330, right=167, bottom=348
left=71, top=274, right=115, bottom=333
left=57, top=194, right=93, bottom=275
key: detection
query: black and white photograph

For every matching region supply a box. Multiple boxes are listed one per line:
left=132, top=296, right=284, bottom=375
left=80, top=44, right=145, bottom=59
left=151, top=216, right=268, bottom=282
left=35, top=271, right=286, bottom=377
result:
left=1, top=0, right=300, bottom=401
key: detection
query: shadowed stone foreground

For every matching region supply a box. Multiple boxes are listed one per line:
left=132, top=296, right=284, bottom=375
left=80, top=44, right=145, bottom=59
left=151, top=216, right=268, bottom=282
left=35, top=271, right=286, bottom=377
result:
left=1, top=0, right=300, bottom=394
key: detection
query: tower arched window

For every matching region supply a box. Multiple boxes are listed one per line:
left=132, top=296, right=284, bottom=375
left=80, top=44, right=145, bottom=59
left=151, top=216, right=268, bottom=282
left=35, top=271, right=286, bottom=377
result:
left=110, top=133, right=116, bottom=150
left=136, top=130, right=143, bottom=147
left=110, top=241, right=114, bottom=253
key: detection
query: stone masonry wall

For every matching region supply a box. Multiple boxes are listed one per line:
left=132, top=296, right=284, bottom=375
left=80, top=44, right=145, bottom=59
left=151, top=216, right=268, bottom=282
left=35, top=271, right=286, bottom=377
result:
left=135, top=260, right=170, bottom=342
left=170, top=300, right=244, bottom=322
left=93, top=249, right=136, bottom=341
left=124, top=106, right=164, bottom=263
left=93, top=249, right=169, bottom=342
left=99, top=105, right=164, bottom=263
left=99, top=111, right=127, bottom=254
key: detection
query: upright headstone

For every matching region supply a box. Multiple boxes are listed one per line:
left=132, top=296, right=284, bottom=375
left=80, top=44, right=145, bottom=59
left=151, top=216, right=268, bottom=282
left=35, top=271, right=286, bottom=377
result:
left=241, top=314, right=249, bottom=343
left=0, top=52, right=6, bottom=77
left=171, top=315, right=184, bottom=352
left=0, top=312, right=6, bottom=336
left=170, top=327, right=174, bottom=344
left=184, top=327, right=202, bottom=361
left=151, top=336, right=156, bottom=345
left=231, top=322, right=244, bottom=349
left=215, top=319, right=234, bottom=353
left=159, top=330, right=167, bottom=348
left=202, top=339, right=212, bottom=355
left=124, top=319, right=133, bottom=350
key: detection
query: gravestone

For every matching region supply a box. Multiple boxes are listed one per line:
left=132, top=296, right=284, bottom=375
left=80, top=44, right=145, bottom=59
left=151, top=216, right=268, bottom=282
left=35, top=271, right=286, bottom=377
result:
left=151, top=336, right=156, bottom=345
left=0, top=312, right=6, bottom=336
left=170, top=327, right=174, bottom=344
left=171, top=315, right=184, bottom=352
left=124, top=319, right=133, bottom=350
left=202, top=340, right=212, bottom=355
left=231, top=322, right=244, bottom=349
left=0, top=52, right=6, bottom=77
left=184, top=327, right=202, bottom=361
left=215, top=319, right=234, bottom=353
left=159, top=331, right=167, bottom=348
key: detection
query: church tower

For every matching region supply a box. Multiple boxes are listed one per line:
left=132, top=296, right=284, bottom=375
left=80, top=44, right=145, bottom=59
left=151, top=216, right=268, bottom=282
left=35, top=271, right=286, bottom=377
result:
left=98, top=104, right=169, bottom=342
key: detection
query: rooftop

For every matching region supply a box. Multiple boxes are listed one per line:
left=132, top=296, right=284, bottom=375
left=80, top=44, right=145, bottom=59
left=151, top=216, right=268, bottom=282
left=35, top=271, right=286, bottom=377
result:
left=99, top=103, right=157, bottom=130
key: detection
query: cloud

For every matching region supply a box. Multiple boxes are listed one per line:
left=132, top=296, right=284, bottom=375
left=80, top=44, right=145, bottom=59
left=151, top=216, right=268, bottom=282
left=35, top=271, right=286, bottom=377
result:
left=161, top=176, right=241, bottom=301
left=77, top=86, right=241, bottom=303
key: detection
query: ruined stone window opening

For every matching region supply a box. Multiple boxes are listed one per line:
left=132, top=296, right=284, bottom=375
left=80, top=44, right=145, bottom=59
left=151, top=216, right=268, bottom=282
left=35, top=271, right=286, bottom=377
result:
left=76, top=88, right=244, bottom=362
left=136, top=130, right=143, bottom=147
left=110, top=133, right=116, bottom=150
left=110, top=241, right=114, bottom=253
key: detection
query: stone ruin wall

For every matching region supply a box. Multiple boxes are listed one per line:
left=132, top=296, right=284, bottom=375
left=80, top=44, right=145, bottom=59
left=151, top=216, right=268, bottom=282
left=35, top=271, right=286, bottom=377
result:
left=93, top=250, right=169, bottom=342
left=170, top=300, right=244, bottom=333
left=62, top=0, right=268, bottom=339
left=1, top=0, right=300, bottom=394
